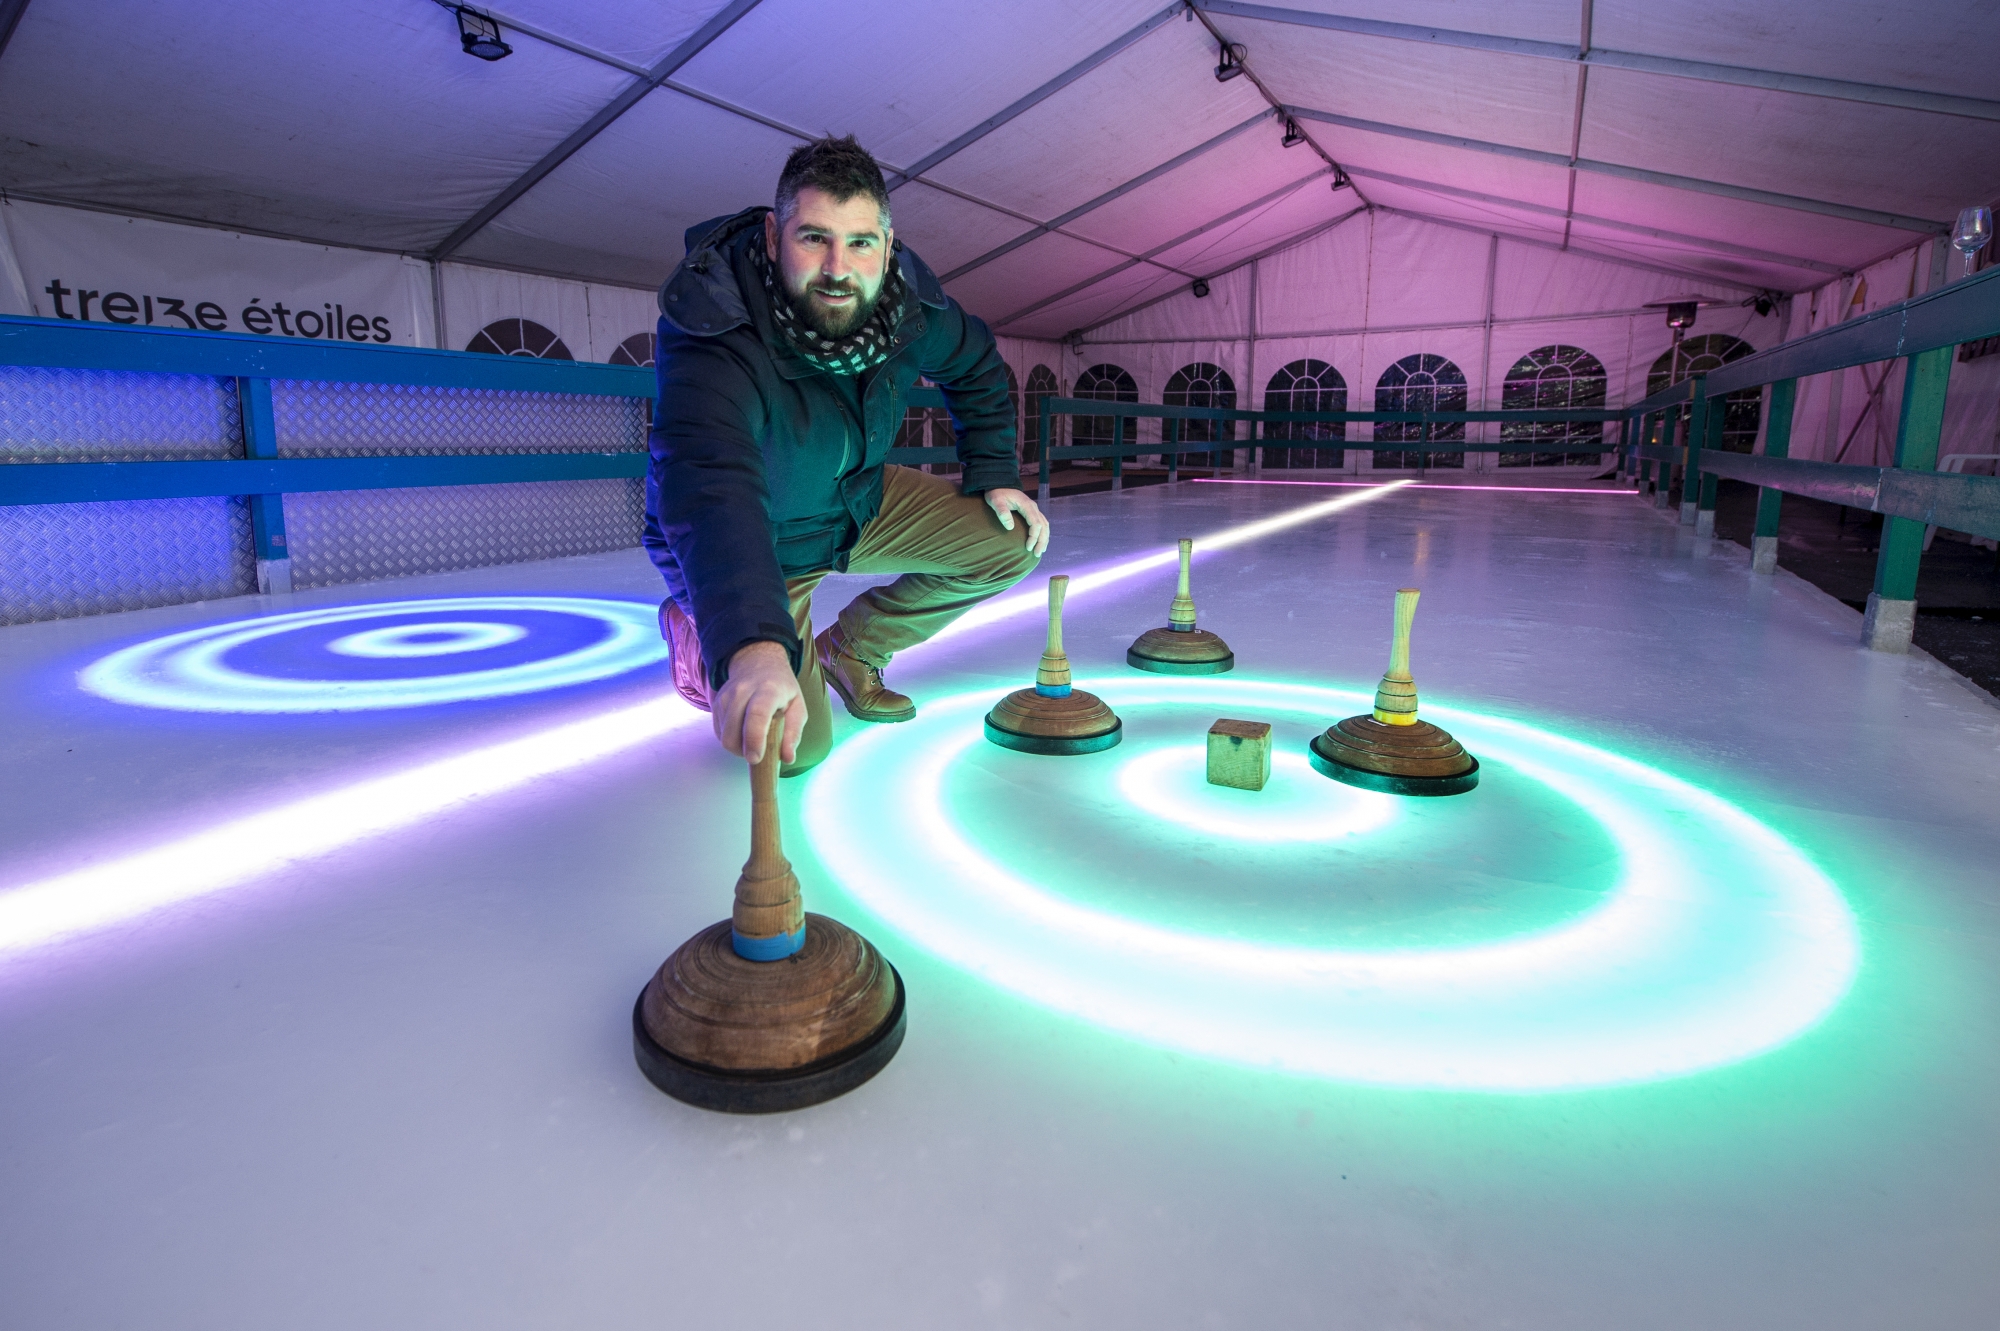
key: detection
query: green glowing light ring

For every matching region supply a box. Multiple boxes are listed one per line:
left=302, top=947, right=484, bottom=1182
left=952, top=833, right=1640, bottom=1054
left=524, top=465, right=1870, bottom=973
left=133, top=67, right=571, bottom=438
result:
left=802, top=677, right=1859, bottom=1091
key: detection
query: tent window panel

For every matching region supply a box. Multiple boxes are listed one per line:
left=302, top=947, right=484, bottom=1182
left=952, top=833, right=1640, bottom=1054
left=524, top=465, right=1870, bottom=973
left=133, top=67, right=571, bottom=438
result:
left=896, top=376, right=957, bottom=474
left=1074, top=363, right=1138, bottom=455
left=1162, top=362, right=1236, bottom=447
left=466, top=318, right=573, bottom=361
left=1262, top=359, right=1347, bottom=470
left=1647, top=334, right=1760, bottom=452
left=1022, top=365, right=1060, bottom=463
left=1374, top=353, right=1466, bottom=469
left=608, top=333, right=656, bottom=368
left=1500, top=345, right=1607, bottom=467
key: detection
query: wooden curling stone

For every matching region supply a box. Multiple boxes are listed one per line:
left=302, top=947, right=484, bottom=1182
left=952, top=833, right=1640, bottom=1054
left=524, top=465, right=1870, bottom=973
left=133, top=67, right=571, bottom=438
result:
left=1207, top=718, right=1272, bottom=791
left=1310, top=588, right=1479, bottom=797
left=632, top=717, right=905, bottom=1113
left=1129, top=538, right=1234, bottom=674
left=986, top=574, right=1122, bottom=755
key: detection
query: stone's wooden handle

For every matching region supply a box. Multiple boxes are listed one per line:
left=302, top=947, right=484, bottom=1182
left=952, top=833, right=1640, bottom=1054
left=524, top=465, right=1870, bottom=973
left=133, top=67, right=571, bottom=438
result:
left=1037, top=574, right=1072, bottom=689
left=1373, top=587, right=1422, bottom=726
left=732, top=714, right=804, bottom=944
left=1169, top=538, right=1197, bottom=630
left=1386, top=587, right=1419, bottom=680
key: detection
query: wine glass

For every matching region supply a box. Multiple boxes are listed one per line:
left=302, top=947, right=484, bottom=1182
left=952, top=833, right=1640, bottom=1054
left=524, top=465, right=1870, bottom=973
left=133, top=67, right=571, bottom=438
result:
left=1953, top=205, right=1993, bottom=277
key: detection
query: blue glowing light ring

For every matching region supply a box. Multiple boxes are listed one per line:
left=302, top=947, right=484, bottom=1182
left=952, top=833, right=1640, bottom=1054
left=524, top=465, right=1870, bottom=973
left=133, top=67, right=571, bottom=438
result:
left=327, top=621, right=529, bottom=658
left=79, top=597, right=669, bottom=713
left=803, top=677, right=1860, bottom=1092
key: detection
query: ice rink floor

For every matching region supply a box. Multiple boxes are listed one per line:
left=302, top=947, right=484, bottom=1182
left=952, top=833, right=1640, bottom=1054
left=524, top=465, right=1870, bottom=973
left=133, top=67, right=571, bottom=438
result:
left=3, top=478, right=1998, bottom=1329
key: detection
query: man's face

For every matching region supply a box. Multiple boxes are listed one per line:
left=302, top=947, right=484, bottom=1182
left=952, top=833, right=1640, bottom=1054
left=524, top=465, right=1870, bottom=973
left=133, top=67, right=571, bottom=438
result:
left=764, top=186, right=893, bottom=338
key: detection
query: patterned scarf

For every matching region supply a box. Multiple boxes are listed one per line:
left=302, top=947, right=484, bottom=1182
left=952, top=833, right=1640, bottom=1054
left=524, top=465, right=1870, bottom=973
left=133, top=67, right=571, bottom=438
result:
left=751, top=237, right=909, bottom=376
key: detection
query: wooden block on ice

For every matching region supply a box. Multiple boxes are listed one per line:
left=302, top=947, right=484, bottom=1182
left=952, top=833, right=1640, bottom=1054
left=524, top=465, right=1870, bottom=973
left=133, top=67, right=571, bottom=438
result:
left=1206, top=718, right=1272, bottom=791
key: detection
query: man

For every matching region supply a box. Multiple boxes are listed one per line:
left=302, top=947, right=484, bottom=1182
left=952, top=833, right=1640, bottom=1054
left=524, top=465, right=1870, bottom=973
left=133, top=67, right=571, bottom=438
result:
left=645, top=135, right=1049, bottom=775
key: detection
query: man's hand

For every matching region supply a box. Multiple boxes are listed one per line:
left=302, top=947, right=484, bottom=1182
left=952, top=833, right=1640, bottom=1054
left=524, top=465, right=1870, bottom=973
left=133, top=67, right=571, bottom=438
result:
left=712, top=640, right=806, bottom=765
left=983, top=487, right=1051, bottom=557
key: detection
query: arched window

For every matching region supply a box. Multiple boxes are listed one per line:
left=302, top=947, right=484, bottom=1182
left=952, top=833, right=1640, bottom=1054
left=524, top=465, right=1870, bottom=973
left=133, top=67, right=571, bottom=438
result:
left=466, top=318, right=573, bottom=360
left=608, top=332, right=656, bottom=367
left=1074, top=363, right=1137, bottom=448
left=1263, top=359, right=1346, bottom=470
left=1500, top=345, right=1606, bottom=467
left=1648, top=334, right=1760, bottom=451
left=1163, top=362, right=1236, bottom=446
left=1374, top=353, right=1466, bottom=469
left=1022, top=364, right=1060, bottom=463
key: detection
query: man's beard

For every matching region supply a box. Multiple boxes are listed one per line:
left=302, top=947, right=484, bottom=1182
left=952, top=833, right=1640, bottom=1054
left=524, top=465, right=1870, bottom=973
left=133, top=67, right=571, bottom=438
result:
left=782, top=267, right=882, bottom=338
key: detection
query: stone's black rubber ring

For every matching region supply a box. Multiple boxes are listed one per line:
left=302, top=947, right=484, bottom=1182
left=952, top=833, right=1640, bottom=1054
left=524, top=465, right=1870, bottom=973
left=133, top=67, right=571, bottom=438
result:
left=982, top=716, right=1124, bottom=755
left=1306, top=735, right=1481, bottom=796
left=1125, top=650, right=1236, bottom=675
left=632, top=965, right=906, bottom=1115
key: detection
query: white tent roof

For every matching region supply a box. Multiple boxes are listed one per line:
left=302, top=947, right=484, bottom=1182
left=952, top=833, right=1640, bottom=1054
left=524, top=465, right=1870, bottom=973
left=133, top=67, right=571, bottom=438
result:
left=1, top=0, right=1994, bottom=339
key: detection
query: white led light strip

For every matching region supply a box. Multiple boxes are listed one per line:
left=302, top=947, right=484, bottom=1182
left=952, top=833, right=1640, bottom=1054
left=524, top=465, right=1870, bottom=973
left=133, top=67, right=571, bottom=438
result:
left=2, top=488, right=1409, bottom=957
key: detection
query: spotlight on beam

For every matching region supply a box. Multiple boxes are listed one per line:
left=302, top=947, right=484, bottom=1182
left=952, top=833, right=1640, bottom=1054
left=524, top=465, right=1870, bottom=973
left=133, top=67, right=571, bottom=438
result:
left=1191, top=279, right=1211, bottom=298
left=1281, top=117, right=1305, bottom=149
left=456, top=7, right=512, bottom=60
left=1214, top=42, right=1247, bottom=82
left=1330, top=167, right=1352, bottom=192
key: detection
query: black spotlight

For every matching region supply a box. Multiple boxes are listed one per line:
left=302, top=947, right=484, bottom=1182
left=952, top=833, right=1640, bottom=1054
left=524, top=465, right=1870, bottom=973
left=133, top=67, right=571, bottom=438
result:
left=1214, top=43, right=1247, bottom=82
left=1751, top=291, right=1778, bottom=317
left=1192, top=279, right=1211, bottom=298
left=456, top=7, right=513, bottom=60
left=1330, top=167, right=1352, bottom=192
left=1281, top=117, right=1305, bottom=149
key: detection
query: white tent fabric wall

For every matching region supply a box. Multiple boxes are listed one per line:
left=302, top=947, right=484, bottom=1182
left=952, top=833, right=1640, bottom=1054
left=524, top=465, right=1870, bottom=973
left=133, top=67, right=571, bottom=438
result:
left=1076, top=209, right=1781, bottom=458
left=439, top=262, right=657, bottom=362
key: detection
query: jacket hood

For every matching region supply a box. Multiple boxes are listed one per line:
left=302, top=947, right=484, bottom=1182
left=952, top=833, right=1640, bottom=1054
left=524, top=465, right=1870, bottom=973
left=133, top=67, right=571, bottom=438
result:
left=657, top=206, right=946, bottom=338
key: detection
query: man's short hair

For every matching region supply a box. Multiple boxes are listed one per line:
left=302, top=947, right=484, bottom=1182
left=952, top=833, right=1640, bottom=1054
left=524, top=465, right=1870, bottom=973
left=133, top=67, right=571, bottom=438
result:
left=775, top=135, right=892, bottom=230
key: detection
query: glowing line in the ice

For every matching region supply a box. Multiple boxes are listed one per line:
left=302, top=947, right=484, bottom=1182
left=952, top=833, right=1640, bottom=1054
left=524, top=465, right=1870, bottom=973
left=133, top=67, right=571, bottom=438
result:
left=803, top=677, right=1860, bottom=1092
left=924, top=482, right=1411, bottom=646
left=1193, top=479, right=1629, bottom=496
left=80, top=597, right=668, bottom=713
left=0, top=698, right=702, bottom=956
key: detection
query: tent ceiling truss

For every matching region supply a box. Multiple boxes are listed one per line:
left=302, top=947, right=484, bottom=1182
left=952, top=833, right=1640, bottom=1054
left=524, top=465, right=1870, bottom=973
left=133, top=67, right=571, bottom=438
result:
left=1197, top=1, right=2000, bottom=122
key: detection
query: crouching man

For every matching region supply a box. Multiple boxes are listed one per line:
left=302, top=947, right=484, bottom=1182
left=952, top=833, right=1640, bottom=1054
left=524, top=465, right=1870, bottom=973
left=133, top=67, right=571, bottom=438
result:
left=645, top=134, right=1048, bottom=774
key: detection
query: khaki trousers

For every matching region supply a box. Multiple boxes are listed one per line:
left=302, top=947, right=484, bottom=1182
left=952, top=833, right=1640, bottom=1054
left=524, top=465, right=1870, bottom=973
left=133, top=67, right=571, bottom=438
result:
left=783, top=464, right=1040, bottom=774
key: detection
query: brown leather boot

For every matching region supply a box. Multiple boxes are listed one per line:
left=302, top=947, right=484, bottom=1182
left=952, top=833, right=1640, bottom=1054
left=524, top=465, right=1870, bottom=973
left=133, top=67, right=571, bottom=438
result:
left=658, top=598, right=712, bottom=713
left=816, top=626, right=916, bottom=723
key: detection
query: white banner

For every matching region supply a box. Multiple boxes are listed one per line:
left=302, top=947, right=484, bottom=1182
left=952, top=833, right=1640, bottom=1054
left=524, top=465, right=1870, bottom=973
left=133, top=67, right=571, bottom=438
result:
left=0, top=199, right=436, bottom=346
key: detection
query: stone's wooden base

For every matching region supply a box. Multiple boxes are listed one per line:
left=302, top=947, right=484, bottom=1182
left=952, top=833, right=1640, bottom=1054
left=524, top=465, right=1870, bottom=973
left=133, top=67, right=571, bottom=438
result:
left=1308, top=715, right=1480, bottom=797
left=1127, top=626, right=1235, bottom=675
left=1206, top=718, right=1271, bottom=791
left=984, top=686, right=1123, bottom=755
left=636, top=913, right=904, bottom=1112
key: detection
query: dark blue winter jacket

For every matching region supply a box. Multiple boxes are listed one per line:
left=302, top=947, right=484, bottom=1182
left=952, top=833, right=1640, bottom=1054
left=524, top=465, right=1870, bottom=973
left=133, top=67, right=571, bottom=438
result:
left=644, top=206, right=1021, bottom=686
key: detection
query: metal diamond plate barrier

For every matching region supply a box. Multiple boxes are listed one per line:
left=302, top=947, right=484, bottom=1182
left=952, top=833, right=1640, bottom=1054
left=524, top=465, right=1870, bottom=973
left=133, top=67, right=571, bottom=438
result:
left=0, top=366, right=242, bottom=462
left=0, top=498, right=255, bottom=624
left=285, top=479, right=645, bottom=588
left=272, top=382, right=646, bottom=456
left=6, top=369, right=647, bottom=622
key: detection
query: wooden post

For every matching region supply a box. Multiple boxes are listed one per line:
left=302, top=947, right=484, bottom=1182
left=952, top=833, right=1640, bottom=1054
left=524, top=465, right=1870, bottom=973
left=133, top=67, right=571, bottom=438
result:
left=1372, top=588, right=1421, bottom=725
left=730, top=714, right=805, bottom=959
left=1036, top=575, right=1073, bottom=694
left=1169, top=539, right=1197, bottom=630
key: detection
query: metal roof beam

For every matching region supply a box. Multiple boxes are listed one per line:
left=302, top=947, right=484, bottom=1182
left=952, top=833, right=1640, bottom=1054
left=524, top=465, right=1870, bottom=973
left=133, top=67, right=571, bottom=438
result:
left=1285, top=106, right=1947, bottom=234
left=1197, top=2, right=2000, bottom=121
left=940, top=110, right=1276, bottom=284
left=1339, top=165, right=1846, bottom=275
left=991, top=172, right=1339, bottom=329
left=430, top=0, right=765, bottom=262
left=886, top=2, right=1185, bottom=189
